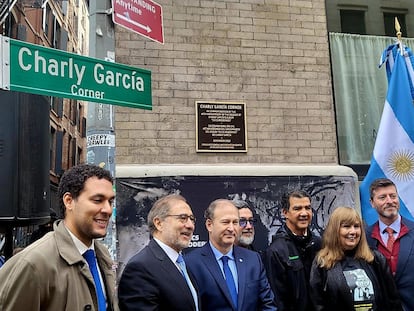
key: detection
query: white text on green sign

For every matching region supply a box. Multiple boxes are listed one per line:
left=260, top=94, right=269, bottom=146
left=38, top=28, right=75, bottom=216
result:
left=0, top=35, right=152, bottom=109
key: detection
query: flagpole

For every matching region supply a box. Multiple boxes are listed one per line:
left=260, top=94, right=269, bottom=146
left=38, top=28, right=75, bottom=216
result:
left=395, top=17, right=403, bottom=55
left=360, top=17, right=414, bottom=225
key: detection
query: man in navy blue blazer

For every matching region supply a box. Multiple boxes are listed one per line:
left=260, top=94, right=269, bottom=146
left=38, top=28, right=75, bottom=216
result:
left=366, top=178, right=414, bottom=311
left=186, top=199, right=277, bottom=311
left=118, top=194, right=199, bottom=311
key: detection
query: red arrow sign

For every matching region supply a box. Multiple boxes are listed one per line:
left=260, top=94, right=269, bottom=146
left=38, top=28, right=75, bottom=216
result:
left=112, top=0, right=164, bottom=44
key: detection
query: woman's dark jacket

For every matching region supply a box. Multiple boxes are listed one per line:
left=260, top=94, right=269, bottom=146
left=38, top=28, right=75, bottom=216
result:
left=309, top=250, right=402, bottom=311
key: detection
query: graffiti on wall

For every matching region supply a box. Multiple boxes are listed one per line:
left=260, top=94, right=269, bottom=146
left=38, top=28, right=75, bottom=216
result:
left=116, top=174, right=357, bottom=276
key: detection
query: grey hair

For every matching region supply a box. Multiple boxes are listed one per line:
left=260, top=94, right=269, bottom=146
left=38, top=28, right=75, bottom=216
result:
left=147, top=194, right=187, bottom=234
left=232, top=199, right=251, bottom=210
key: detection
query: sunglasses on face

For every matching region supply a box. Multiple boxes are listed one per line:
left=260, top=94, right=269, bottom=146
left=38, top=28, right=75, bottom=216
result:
left=239, top=218, right=257, bottom=227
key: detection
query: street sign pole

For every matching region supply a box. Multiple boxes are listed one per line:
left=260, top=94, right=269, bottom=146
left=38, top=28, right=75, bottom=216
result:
left=0, top=35, right=10, bottom=90
left=87, top=0, right=117, bottom=261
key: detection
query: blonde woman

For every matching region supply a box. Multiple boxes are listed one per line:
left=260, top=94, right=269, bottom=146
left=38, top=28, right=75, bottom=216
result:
left=310, top=207, right=402, bottom=311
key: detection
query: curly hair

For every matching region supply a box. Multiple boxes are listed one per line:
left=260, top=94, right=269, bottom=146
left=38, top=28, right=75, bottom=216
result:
left=58, top=164, right=113, bottom=217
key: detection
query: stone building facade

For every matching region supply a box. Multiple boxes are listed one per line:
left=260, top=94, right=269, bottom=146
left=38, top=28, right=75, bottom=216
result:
left=114, top=0, right=337, bottom=165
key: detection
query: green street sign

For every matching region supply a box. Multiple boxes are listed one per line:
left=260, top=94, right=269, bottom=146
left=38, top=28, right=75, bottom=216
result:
left=0, top=35, right=152, bottom=109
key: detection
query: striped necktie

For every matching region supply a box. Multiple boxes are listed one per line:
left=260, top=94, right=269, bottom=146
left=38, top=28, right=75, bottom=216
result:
left=385, top=227, right=396, bottom=251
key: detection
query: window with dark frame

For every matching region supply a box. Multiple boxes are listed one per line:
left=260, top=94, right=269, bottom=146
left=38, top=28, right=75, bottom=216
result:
left=340, top=10, right=366, bottom=35
left=384, top=13, right=407, bottom=37
left=326, top=2, right=414, bottom=179
left=53, top=19, right=61, bottom=49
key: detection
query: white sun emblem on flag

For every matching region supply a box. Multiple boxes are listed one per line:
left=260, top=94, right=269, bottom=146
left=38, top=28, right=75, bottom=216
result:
left=387, top=150, right=414, bottom=181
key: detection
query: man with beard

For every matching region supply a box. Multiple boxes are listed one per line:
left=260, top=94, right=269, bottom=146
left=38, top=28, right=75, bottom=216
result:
left=265, top=190, right=321, bottom=311
left=118, top=194, right=199, bottom=311
left=0, top=164, right=118, bottom=311
left=366, top=178, right=414, bottom=311
left=233, top=199, right=257, bottom=250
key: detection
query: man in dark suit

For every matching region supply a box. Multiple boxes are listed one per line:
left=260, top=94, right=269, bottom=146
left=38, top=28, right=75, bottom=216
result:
left=186, top=199, right=276, bottom=311
left=366, top=178, right=414, bottom=311
left=118, top=194, right=199, bottom=311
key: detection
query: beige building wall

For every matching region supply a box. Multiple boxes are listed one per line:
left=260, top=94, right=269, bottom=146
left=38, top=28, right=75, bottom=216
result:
left=114, top=0, right=336, bottom=165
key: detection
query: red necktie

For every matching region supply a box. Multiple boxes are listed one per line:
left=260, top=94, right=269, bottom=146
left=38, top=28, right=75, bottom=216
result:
left=385, top=227, right=395, bottom=251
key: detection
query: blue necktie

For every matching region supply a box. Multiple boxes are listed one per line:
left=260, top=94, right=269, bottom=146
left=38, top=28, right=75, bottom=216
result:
left=177, top=254, right=199, bottom=311
left=221, top=256, right=238, bottom=309
left=83, top=249, right=106, bottom=311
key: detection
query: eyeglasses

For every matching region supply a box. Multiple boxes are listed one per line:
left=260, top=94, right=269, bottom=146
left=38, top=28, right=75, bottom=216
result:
left=239, top=218, right=257, bottom=227
left=166, top=214, right=196, bottom=224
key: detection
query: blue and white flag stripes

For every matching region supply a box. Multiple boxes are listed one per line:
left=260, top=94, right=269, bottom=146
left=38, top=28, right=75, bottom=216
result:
left=379, top=42, right=414, bottom=96
left=360, top=43, right=414, bottom=225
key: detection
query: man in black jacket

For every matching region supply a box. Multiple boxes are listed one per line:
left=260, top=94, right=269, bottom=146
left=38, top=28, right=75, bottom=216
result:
left=265, top=190, right=321, bottom=311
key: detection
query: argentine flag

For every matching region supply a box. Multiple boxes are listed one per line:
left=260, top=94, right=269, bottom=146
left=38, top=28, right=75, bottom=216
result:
left=360, top=43, right=414, bottom=225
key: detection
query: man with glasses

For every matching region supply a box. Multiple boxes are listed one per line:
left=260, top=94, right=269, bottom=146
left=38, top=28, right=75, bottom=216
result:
left=186, top=199, right=276, bottom=311
left=265, top=190, right=321, bottom=311
left=233, top=199, right=257, bottom=250
left=118, top=194, right=199, bottom=311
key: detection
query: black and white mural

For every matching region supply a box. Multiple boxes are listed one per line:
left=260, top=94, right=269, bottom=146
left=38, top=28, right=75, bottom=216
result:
left=116, top=171, right=358, bottom=277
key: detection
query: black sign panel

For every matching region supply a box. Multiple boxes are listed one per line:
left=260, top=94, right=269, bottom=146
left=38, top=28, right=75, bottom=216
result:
left=196, top=101, right=247, bottom=152
left=116, top=174, right=357, bottom=277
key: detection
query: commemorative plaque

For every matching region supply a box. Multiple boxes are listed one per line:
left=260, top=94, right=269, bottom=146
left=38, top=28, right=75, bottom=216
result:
left=196, top=101, right=247, bottom=152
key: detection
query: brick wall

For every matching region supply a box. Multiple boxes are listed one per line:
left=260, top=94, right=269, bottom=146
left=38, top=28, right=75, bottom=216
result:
left=114, top=0, right=337, bottom=164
